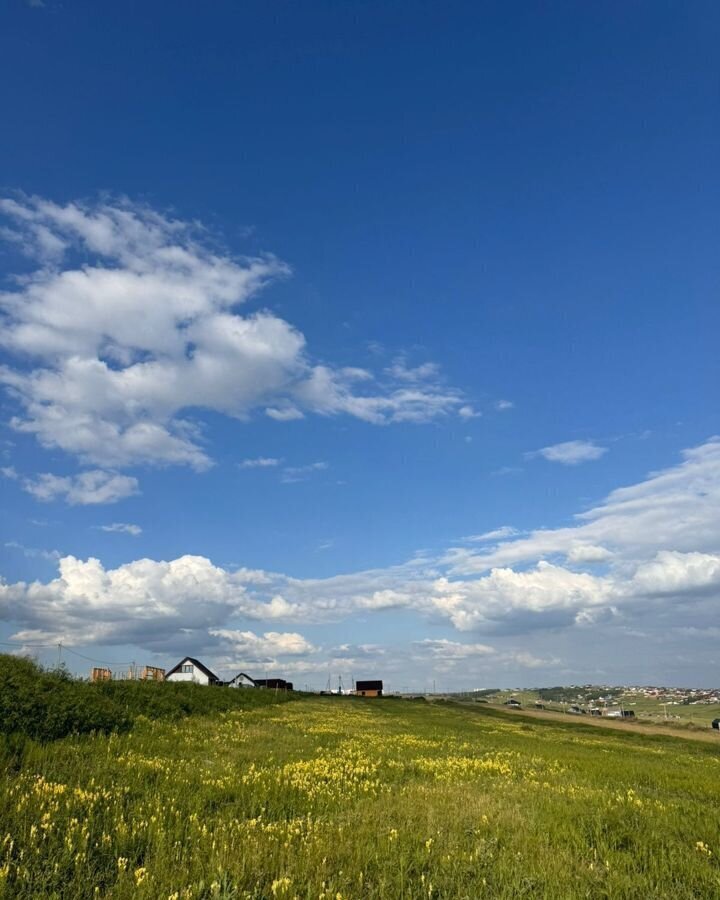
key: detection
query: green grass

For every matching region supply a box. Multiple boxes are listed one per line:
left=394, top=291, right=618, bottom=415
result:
left=0, top=654, right=296, bottom=742
left=1, top=693, right=719, bottom=898
left=479, top=687, right=720, bottom=729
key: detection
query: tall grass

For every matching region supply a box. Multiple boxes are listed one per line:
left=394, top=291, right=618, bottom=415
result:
left=1, top=686, right=719, bottom=898
left=0, top=654, right=295, bottom=742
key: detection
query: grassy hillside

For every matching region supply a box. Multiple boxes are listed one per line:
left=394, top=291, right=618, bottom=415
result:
left=1, top=695, right=719, bottom=898
left=0, top=654, right=296, bottom=742
left=478, top=687, right=720, bottom=729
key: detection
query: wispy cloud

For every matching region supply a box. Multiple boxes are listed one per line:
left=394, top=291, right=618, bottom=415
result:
left=97, top=523, right=142, bottom=536
left=5, top=540, right=60, bottom=561
left=238, top=457, right=282, bottom=469
left=281, top=461, right=328, bottom=483
left=464, top=526, right=520, bottom=543
left=529, top=440, right=607, bottom=465
left=22, top=470, right=140, bottom=505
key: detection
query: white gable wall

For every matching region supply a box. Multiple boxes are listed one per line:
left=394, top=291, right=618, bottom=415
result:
left=165, top=661, right=211, bottom=686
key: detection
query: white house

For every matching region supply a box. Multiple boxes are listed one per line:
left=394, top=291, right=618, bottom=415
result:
left=227, top=672, right=256, bottom=688
left=164, top=657, right=219, bottom=686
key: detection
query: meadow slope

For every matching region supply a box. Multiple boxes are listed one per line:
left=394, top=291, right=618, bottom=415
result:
left=1, top=696, right=719, bottom=899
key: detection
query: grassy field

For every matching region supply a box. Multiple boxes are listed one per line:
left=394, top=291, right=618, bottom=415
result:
left=478, top=688, right=720, bottom=729
left=1, top=695, right=720, bottom=898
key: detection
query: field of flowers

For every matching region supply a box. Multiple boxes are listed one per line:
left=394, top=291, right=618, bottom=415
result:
left=1, top=696, right=719, bottom=898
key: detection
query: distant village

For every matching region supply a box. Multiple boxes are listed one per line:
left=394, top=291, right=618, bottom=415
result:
left=90, top=656, right=384, bottom=696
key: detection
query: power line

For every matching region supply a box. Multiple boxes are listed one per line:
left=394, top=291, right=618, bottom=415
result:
left=62, top=646, right=134, bottom=667
left=0, top=639, right=134, bottom=667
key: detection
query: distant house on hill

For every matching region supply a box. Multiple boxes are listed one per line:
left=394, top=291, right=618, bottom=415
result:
left=605, top=709, right=635, bottom=719
left=356, top=680, right=383, bottom=697
left=254, top=678, right=293, bottom=691
left=165, top=657, right=219, bottom=686
left=228, top=672, right=256, bottom=688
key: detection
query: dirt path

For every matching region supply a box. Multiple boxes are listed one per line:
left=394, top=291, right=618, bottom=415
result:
left=481, top=703, right=720, bottom=745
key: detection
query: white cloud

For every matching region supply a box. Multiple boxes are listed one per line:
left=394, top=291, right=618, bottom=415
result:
left=22, top=470, right=139, bottom=505
left=281, top=461, right=328, bottom=483
left=384, top=359, right=440, bottom=382
left=265, top=406, right=305, bottom=421
left=495, top=399, right=514, bottom=411
left=566, top=544, right=612, bottom=564
left=98, top=523, right=143, bottom=536
left=238, top=457, right=281, bottom=469
left=0, top=196, right=468, bottom=474
left=1, top=439, right=719, bottom=672
left=448, top=438, right=720, bottom=575
left=530, top=440, right=607, bottom=465
left=629, top=550, right=720, bottom=597
left=5, top=541, right=60, bottom=562
left=415, top=639, right=496, bottom=659
left=465, top=526, right=520, bottom=543
left=0, top=554, right=247, bottom=646
left=412, top=640, right=561, bottom=671
left=210, top=629, right=316, bottom=659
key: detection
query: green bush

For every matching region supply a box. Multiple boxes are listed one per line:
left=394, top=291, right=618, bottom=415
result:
left=0, top=654, right=295, bottom=742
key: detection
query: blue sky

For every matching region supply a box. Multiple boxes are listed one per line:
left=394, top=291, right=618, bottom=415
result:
left=0, top=1, right=718, bottom=689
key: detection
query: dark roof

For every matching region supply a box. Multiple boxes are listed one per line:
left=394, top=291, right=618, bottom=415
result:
left=254, top=678, right=293, bottom=690
left=228, top=672, right=256, bottom=685
left=356, top=680, right=383, bottom=691
left=165, top=656, right=219, bottom=682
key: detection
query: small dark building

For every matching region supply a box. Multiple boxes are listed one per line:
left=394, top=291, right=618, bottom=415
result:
left=254, top=678, right=293, bottom=691
left=711, top=718, right=719, bottom=731
left=356, top=679, right=383, bottom=697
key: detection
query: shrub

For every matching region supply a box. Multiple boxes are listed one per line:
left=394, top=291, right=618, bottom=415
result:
left=0, top=654, right=296, bottom=742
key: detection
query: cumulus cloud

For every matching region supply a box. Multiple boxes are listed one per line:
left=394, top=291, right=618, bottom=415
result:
left=1, top=440, right=719, bottom=676
left=530, top=440, right=607, bottom=465
left=0, top=554, right=247, bottom=646
left=629, top=550, right=720, bottom=597
left=22, top=470, right=139, bottom=505
left=210, top=629, right=316, bottom=660
left=0, top=196, right=468, bottom=475
left=566, top=544, right=612, bottom=564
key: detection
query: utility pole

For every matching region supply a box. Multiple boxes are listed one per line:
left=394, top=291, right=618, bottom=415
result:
left=57, top=641, right=62, bottom=669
